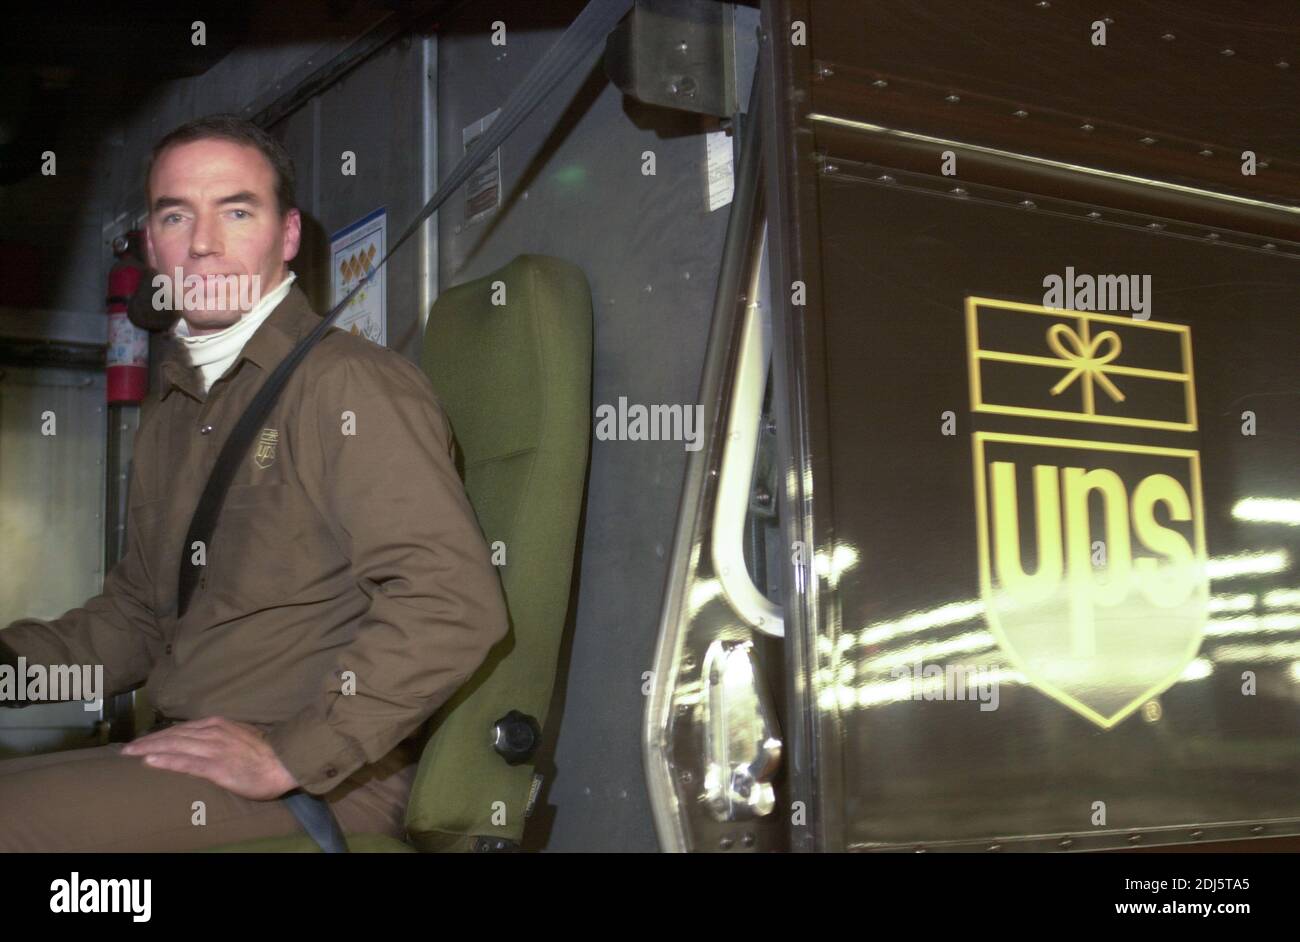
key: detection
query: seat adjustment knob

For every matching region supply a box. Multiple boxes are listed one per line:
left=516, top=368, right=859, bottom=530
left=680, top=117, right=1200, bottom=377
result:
left=492, top=710, right=541, bottom=765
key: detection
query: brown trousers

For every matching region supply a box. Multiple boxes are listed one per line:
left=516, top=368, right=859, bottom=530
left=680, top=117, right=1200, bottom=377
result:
left=0, top=733, right=418, bottom=852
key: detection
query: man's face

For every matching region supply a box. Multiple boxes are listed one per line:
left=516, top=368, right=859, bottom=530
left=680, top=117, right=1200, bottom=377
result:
left=145, top=138, right=301, bottom=336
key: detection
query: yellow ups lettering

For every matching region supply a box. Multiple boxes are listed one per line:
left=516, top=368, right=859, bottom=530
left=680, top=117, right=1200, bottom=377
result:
left=1062, top=466, right=1132, bottom=609
left=1131, top=473, right=1195, bottom=607
left=990, top=462, right=1196, bottom=615
left=991, top=461, right=1062, bottom=605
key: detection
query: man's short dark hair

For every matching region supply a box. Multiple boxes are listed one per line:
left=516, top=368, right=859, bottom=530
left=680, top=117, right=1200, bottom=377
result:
left=145, top=114, right=297, bottom=217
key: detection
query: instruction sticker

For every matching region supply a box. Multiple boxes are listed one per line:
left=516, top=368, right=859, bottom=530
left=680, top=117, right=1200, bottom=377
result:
left=329, top=207, right=387, bottom=347
left=463, top=108, right=502, bottom=226
left=706, top=127, right=734, bottom=212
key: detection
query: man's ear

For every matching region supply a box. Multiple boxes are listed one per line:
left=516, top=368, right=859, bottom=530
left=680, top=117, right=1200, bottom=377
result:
left=282, top=208, right=302, bottom=263
left=143, top=224, right=157, bottom=270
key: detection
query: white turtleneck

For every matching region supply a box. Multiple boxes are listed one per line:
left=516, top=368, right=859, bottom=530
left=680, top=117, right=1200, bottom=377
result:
left=171, top=271, right=297, bottom=393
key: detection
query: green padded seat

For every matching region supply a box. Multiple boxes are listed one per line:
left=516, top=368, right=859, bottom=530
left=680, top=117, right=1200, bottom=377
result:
left=202, top=254, right=592, bottom=852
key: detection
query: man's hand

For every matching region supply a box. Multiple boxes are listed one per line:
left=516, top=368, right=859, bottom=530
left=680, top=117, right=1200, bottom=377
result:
left=121, top=716, right=300, bottom=800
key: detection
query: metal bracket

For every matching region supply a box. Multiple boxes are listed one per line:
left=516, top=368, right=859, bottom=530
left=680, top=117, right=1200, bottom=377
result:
left=604, top=0, right=737, bottom=117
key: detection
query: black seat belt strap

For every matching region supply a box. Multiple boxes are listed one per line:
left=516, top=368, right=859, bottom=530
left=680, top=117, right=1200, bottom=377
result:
left=282, top=791, right=349, bottom=853
left=172, top=0, right=634, bottom=853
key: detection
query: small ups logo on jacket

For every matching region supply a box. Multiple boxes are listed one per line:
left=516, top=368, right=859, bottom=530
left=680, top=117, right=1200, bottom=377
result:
left=965, top=297, right=1207, bottom=729
left=254, top=428, right=279, bottom=469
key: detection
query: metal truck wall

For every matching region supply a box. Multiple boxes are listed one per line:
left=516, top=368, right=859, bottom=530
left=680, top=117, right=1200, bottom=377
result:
left=0, top=366, right=108, bottom=755
left=437, top=2, right=760, bottom=851
left=805, top=171, right=1299, bottom=850
left=270, top=37, right=432, bottom=365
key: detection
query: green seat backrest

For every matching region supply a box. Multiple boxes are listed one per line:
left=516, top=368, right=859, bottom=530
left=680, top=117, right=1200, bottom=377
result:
left=406, top=254, right=592, bottom=851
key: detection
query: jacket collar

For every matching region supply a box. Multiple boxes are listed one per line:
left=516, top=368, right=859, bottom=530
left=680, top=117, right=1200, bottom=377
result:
left=160, top=281, right=321, bottom=402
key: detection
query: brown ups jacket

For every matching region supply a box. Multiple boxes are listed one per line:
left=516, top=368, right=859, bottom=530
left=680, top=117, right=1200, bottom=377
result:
left=0, top=283, right=509, bottom=795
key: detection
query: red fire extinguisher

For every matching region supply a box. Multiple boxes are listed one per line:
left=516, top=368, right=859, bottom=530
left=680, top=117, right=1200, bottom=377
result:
left=107, top=231, right=149, bottom=404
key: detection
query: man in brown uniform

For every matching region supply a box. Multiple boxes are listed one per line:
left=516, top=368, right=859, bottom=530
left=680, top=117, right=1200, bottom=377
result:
left=0, top=115, right=509, bottom=851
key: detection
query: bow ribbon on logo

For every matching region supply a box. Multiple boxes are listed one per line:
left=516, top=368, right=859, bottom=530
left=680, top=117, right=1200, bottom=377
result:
left=1046, top=323, right=1126, bottom=404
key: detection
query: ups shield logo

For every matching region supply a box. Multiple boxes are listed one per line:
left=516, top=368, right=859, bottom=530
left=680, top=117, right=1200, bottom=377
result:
left=966, top=298, right=1208, bottom=728
left=254, top=427, right=279, bottom=469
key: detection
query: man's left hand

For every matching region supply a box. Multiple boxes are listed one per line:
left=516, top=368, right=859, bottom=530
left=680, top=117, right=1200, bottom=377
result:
left=121, top=716, right=299, bottom=800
